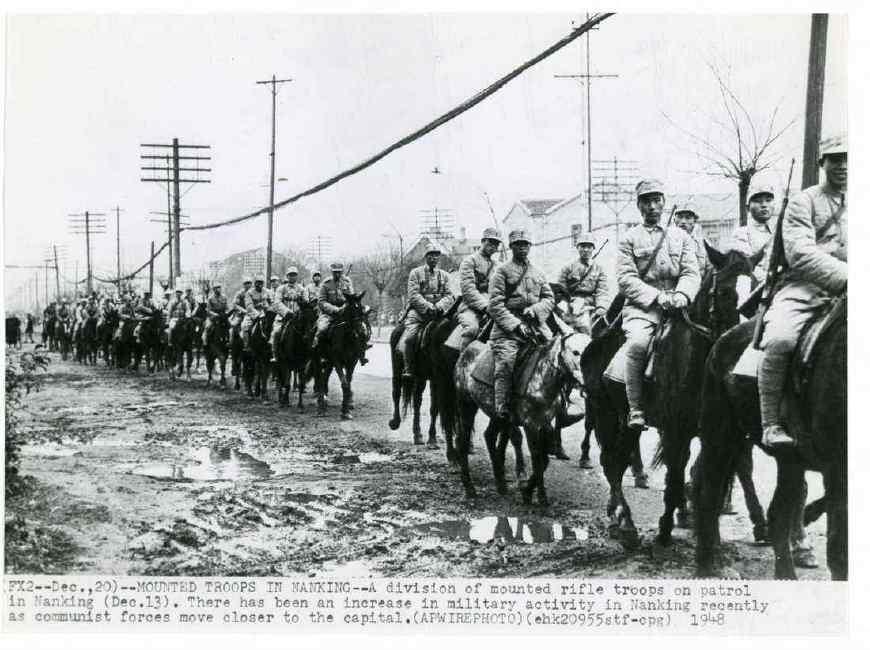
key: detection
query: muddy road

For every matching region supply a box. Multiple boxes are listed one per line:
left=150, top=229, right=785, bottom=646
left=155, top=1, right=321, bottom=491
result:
left=6, top=341, right=830, bottom=579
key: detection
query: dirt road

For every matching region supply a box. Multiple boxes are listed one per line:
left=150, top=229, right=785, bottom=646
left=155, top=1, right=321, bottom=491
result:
left=5, top=342, right=830, bottom=579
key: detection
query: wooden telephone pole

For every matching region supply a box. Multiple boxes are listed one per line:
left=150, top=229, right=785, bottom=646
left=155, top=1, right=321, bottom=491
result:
left=801, top=14, right=828, bottom=189
left=68, top=211, right=107, bottom=294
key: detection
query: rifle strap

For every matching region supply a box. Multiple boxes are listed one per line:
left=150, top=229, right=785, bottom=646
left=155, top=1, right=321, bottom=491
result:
left=503, top=263, right=529, bottom=303
left=639, top=225, right=670, bottom=282
left=815, top=194, right=846, bottom=241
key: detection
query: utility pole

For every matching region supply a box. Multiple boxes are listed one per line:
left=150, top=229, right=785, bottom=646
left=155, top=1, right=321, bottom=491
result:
left=419, top=208, right=455, bottom=243
left=53, top=245, right=61, bottom=301
left=802, top=14, right=828, bottom=189
left=141, top=140, right=211, bottom=286
left=68, top=211, right=107, bottom=295
left=555, top=13, right=619, bottom=231
left=255, top=74, right=293, bottom=281
left=149, top=241, right=155, bottom=296
left=114, top=205, right=124, bottom=291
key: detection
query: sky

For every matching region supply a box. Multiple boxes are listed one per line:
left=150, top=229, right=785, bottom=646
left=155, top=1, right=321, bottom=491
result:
left=3, top=12, right=848, bottom=303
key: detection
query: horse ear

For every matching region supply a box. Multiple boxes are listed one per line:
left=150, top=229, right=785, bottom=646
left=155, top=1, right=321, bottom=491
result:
left=705, top=240, right=727, bottom=270
left=551, top=312, right=574, bottom=337
left=358, top=290, right=367, bottom=301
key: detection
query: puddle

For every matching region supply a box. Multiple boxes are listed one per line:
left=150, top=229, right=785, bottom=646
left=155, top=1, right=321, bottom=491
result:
left=413, top=516, right=589, bottom=545
left=129, top=447, right=274, bottom=482
left=19, top=443, right=83, bottom=458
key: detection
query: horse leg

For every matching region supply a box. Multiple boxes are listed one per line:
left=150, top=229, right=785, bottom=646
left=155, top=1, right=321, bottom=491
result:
left=768, top=459, right=803, bottom=580
left=823, top=465, right=847, bottom=580
left=521, top=424, right=550, bottom=507
left=509, top=425, right=526, bottom=480
left=629, top=435, right=649, bottom=489
left=600, top=415, right=640, bottom=549
left=456, top=399, right=478, bottom=499
left=426, top=381, right=439, bottom=449
left=579, top=409, right=594, bottom=468
left=412, top=381, right=424, bottom=444
left=483, top=420, right=507, bottom=495
left=388, top=368, right=402, bottom=429
left=734, top=441, right=768, bottom=542
left=694, top=437, right=739, bottom=576
left=656, top=436, right=692, bottom=546
left=789, top=477, right=818, bottom=568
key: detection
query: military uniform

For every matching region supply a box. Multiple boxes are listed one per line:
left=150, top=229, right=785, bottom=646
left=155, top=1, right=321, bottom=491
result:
left=133, top=296, right=157, bottom=342
left=489, top=231, right=555, bottom=419
left=202, top=290, right=229, bottom=346
left=165, top=294, right=189, bottom=339
left=759, top=136, right=847, bottom=447
left=115, top=299, right=137, bottom=341
left=399, top=250, right=455, bottom=375
left=457, top=250, right=497, bottom=350
left=269, top=274, right=307, bottom=357
left=558, top=239, right=609, bottom=333
left=313, top=269, right=354, bottom=349
left=617, top=180, right=701, bottom=427
left=728, top=185, right=776, bottom=283
left=241, top=283, right=269, bottom=350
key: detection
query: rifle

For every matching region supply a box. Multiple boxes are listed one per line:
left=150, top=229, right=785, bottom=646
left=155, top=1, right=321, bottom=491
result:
left=749, top=158, right=795, bottom=349
left=602, top=206, right=677, bottom=328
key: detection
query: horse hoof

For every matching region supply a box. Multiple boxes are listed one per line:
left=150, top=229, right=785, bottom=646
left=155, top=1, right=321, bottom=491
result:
left=341, top=412, right=353, bottom=421
left=676, top=511, right=692, bottom=529
left=654, top=531, right=672, bottom=548
left=634, top=474, right=650, bottom=489
left=538, top=494, right=550, bottom=507
left=578, top=456, right=594, bottom=469
left=426, top=439, right=439, bottom=450
left=516, top=468, right=528, bottom=481
left=413, top=436, right=424, bottom=446
left=619, top=528, right=641, bottom=551
left=496, top=482, right=508, bottom=496
left=388, top=418, right=400, bottom=431
left=297, top=406, right=305, bottom=414
left=753, top=524, right=769, bottom=544
left=608, top=523, right=621, bottom=540
left=521, top=487, right=534, bottom=506
left=793, top=547, right=819, bottom=569
left=721, top=501, right=737, bottom=515
left=448, top=461, right=460, bottom=474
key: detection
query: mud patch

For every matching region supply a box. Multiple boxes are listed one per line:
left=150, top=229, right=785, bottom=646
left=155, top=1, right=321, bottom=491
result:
left=128, top=447, right=273, bottom=482
left=412, top=516, right=589, bottom=545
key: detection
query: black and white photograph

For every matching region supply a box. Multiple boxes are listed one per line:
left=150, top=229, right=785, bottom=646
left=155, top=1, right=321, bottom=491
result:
left=1, top=6, right=856, bottom=636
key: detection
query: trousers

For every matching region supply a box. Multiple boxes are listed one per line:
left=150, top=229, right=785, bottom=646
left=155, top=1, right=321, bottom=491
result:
left=621, top=317, right=656, bottom=413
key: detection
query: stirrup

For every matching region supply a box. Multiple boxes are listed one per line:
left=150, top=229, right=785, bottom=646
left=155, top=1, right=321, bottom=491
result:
left=762, top=425, right=795, bottom=449
left=628, top=409, right=646, bottom=429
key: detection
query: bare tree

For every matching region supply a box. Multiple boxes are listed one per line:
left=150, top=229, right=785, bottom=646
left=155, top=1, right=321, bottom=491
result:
left=360, top=246, right=399, bottom=337
left=663, top=61, right=795, bottom=225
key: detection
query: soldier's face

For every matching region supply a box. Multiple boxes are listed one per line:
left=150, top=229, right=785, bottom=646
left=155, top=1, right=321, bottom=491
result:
left=313, top=275, right=321, bottom=284
left=578, top=244, right=594, bottom=261
left=214, top=288, right=221, bottom=295
left=823, top=153, right=847, bottom=188
left=511, top=242, right=531, bottom=262
left=481, top=239, right=500, bottom=256
left=638, top=193, right=664, bottom=224
left=675, top=212, right=697, bottom=233
left=748, top=194, right=774, bottom=222
left=332, top=271, right=342, bottom=282
left=425, top=253, right=440, bottom=268
left=287, top=274, right=298, bottom=284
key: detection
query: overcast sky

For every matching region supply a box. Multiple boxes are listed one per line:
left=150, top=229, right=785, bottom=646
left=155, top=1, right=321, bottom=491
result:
left=3, top=13, right=847, bottom=297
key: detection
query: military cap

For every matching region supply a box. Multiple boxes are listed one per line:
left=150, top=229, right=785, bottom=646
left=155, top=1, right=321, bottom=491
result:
left=242, top=276, right=253, bottom=284
left=481, top=227, right=502, bottom=242
left=143, top=291, right=152, bottom=297
left=819, top=134, right=846, bottom=161
left=575, top=233, right=596, bottom=247
left=635, top=178, right=665, bottom=198
left=254, top=276, right=265, bottom=283
left=174, top=288, right=183, bottom=293
left=270, top=275, right=280, bottom=282
left=330, top=262, right=344, bottom=272
left=424, top=243, right=442, bottom=256
left=508, top=229, right=532, bottom=246
left=747, top=184, right=775, bottom=203
left=674, top=202, right=701, bottom=218
left=285, top=266, right=299, bottom=275
left=212, top=282, right=221, bottom=289
left=311, top=270, right=322, bottom=278
left=164, top=290, right=172, bottom=296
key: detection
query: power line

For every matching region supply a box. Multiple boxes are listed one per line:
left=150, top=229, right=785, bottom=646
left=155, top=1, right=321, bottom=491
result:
left=68, top=211, right=107, bottom=294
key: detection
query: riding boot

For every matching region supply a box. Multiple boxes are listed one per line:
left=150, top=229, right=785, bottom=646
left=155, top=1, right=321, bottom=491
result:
left=310, top=332, right=320, bottom=352
left=242, top=330, right=251, bottom=352
left=625, top=341, right=648, bottom=429
left=759, top=339, right=795, bottom=448
left=402, top=336, right=415, bottom=380
left=269, top=330, right=279, bottom=363
left=552, top=427, right=570, bottom=460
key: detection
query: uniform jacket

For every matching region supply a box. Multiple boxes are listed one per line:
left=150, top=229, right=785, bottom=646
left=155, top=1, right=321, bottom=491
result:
left=728, top=218, right=772, bottom=281
left=206, top=294, right=228, bottom=317
left=557, top=259, right=609, bottom=309
left=184, top=295, right=197, bottom=313
left=167, top=298, right=188, bottom=320
left=488, top=259, right=554, bottom=336
left=688, top=228, right=710, bottom=278
left=616, top=223, right=701, bottom=324
left=58, top=305, right=71, bottom=320
left=458, top=251, right=496, bottom=313
left=231, top=289, right=248, bottom=313
left=244, top=288, right=269, bottom=316
left=774, top=182, right=847, bottom=301
left=85, top=303, right=99, bottom=318
left=277, top=282, right=307, bottom=306
left=118, top=302, right=136, bottom=319
left=135, top=300, right=156, bottom=317
left=407, top=265, right=454, bottom=316
left=318, top=276, right=354, bottom=316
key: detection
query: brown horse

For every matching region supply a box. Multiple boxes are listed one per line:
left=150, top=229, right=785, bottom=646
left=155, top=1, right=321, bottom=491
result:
left=450, top=314, right=591, bottom=504
left=694, top=296, right=846, bottom=580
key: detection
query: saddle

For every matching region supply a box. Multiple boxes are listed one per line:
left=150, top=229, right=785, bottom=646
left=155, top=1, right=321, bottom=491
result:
left=602, top=319, right=670, bottom=385
left=470, top=340, right=548, bottom=397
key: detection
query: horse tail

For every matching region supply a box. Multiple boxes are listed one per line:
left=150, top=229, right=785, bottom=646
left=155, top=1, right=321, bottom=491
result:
left=650, top=441, right=665, bottom=471
left=400, top=375, right=415, bottom=418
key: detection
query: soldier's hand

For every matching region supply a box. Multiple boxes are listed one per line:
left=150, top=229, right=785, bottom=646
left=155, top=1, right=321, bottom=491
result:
left=670, top=293, right=689, bottom=309
left=656, top=292, right=672, bottom=310
left=515, top=323, right=533, bottom=339
left=522, top=306, right=536, bottom=319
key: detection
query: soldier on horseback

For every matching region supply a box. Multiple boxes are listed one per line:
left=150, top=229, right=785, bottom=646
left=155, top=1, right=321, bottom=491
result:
left=489, top=229, right=555, bottom=422
left=399, top=245, right=455, bottom=379
left=133, top=291, right=157, bottom=343
left=616, top=179, right=700, bottom=430
left=269, top=267, right=306, bottom=362
left=202, top=282, right=228, bottom=346
left=674, top=203, right=710, bottom=277
left=457, top=228, right=501, bottom=352
left=115, top=293, right=136, bottom=341
left=183, top=286, right=197, bottom=315
left=311, top=262, right=352, bottom=351
left=728, top=183, right=776, bottom=283
left=165, top=288, right=189, bottom=339
left=759, top=135, right=847, bottom=449
left=229, top=277, right=253, bottom=346
left=558, top=233, right=609, bottom=334
left=306, top=270, right=322, bottom=304
left=71, top=298, right=87, bottom=342
left=241, top=276, right=269, bottom=352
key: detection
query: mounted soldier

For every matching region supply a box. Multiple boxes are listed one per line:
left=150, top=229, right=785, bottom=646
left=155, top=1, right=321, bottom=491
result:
left=312, top=262, right=353, bottom=351
left=759, top=135, right=847, bottom=449
left=674, top=202, right=709, bottom=277
left=58, top=299, right=71, bottom=323
left=183, top=286, right=197, bottom=315
left=115, top=293, right=136, bottom=341
left=269, top=267, right=306, bottom=362
left=728, top=183, right=776, bottom=283
left=229, top=277, right=253, bottom=346
left=241, top=276, right=269, bottom=352
left=165, top=288, right=188, bottom=339
left=558, top=232, right=609, bottom=334
left=71, top=298, right=87, bottom=342
left=202, top=282, right=229, bottom=346
left=456, top=228, right=501, bottom=352
left=616, top=179, right=700, bottom=430
left=489, top=229, right=555, bottom=422
left=133, top=291, right=157, bottom=343
left=306, top=270, right=323, bottom=306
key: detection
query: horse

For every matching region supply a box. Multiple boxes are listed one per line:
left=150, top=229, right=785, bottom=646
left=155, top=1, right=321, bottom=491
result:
left=97, top=312, right=119, bottom=367
left=5, top=316, right=22, bottom=349
left=230, top=318, right=245, bottom=391
left=203, top=312, right=230, bottom=387
left=311, top=291, right=371, bottom=420
left=55, top=318, right=72, bottom=361
left=133, top=311, right=165, bottom=373
left=694, top=295, right=846, bottom=580
left=190, top=302, right=207, bottom=370
left=580, top=245, right=755, bottom=550
left=76, top=314, right=98, bottom=365
left=166, top=317, right=196, bottom=381
left=275, top=299, right=318, bottom=410
left=450, top=313, right=591, bottom=504
left=242, top=312, right=274, bottom=399
left=112, top=316, right=137, bottom=369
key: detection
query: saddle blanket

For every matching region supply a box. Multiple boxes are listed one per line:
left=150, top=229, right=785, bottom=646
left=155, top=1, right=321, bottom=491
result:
left=603, top=344, right=656, bottom=385
left=470, top=342, right=547, bottom=393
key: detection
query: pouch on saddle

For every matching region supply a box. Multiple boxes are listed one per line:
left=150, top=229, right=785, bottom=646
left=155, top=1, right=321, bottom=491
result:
left=732, top=296, right=843, bottom=383
left=470, top=340, right=546, bottom=396
left=603, top=319, right=669, bottom=384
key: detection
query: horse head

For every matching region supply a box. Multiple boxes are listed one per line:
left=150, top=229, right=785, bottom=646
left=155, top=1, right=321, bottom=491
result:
left=696, top=243, right=756, bottom=337
left=551, top=312, right=593, bottom=387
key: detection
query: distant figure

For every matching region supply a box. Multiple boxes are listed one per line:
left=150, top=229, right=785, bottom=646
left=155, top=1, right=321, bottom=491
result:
left=24, top=313, right=35, bottom=343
